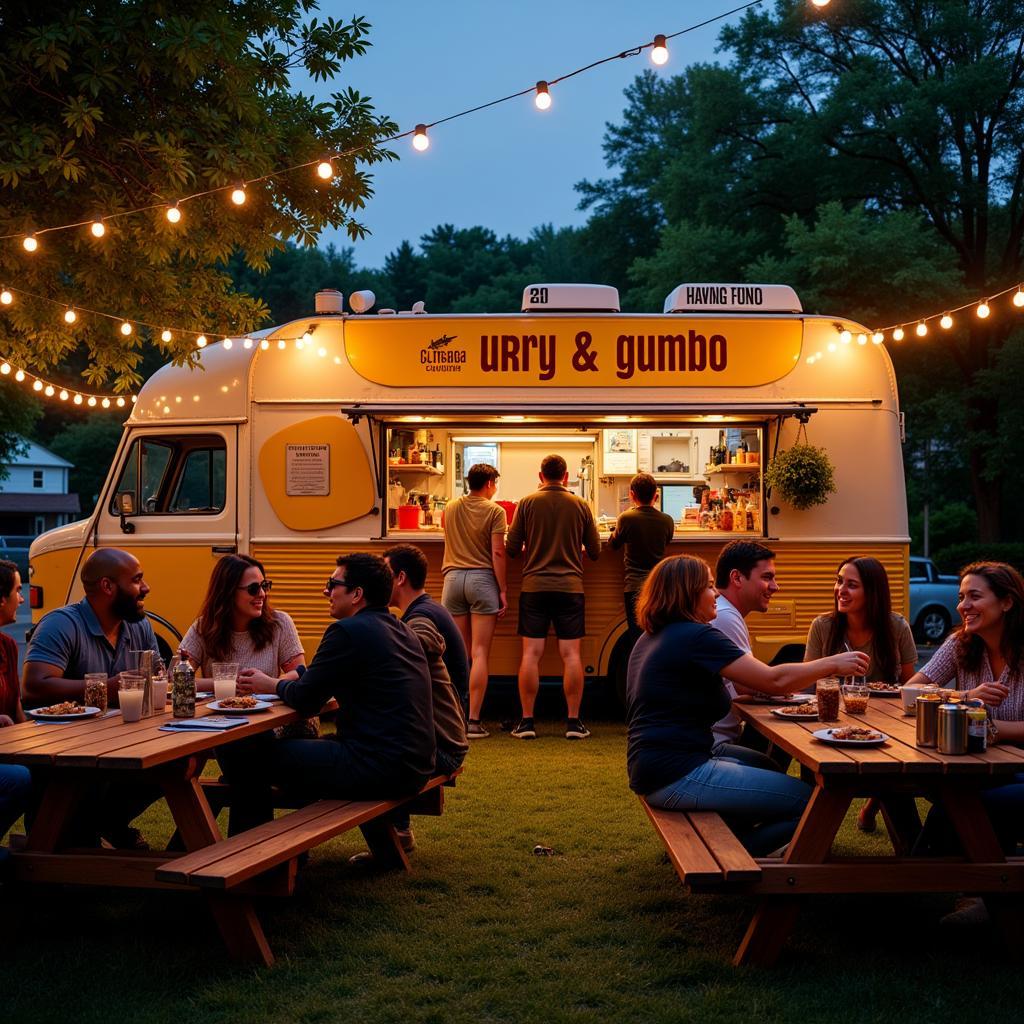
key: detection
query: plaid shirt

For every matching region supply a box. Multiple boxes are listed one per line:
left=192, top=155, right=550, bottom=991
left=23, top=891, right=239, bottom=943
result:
left=919, top=633, right=1024, bottom=723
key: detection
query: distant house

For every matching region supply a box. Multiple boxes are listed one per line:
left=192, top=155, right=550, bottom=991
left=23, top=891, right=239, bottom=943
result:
left=0, top=437, right=81, bottom=535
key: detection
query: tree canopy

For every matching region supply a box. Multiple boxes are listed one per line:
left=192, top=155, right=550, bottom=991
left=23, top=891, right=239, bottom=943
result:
left=0, top=0, right=396, bottom=392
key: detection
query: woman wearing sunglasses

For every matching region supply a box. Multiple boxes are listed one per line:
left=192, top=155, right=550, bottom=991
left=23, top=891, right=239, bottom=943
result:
left=180, top=554, right=306, bottom=699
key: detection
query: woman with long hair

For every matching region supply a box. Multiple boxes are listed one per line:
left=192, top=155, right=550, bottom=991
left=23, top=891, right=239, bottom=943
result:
left=805, top=556, right=917, bottom=831
left=626, top=555, right=869, bottom=855
left=181, top=554, right=305, bottom=690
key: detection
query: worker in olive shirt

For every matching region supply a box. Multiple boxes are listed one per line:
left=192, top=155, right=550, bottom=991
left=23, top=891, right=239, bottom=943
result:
left=609, top=473, right=676, bottom=645
left=506, top=454, right=601, bottom=740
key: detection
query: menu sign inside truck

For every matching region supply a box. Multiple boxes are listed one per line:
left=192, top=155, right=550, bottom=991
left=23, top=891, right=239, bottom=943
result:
left=344, top=317, right=801, bottom=387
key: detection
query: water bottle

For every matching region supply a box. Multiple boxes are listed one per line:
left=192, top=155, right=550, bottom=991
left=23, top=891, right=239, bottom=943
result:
left=171, top=652, right=196, bottom=719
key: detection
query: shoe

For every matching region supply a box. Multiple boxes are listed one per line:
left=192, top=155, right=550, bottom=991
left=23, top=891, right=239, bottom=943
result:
left=510, top=718, right=537, bottom=739
left=348, top=828, right=416, bottom=866
left=857, top=807, right=877, bottom=833
left=565, top=718, right=590, bottom=740
left=466, top=720, right=490, bottom=739
left=100, top=826, right=150, bottom=851
left=940, top=896, right=990, bottom=927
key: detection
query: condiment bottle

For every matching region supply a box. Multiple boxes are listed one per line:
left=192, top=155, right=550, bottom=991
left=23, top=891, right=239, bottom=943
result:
left=171, top=652, right=196, bottom=719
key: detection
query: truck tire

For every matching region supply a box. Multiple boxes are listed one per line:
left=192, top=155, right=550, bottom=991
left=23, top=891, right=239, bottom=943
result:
left=915, top=607, right=951, bottom=644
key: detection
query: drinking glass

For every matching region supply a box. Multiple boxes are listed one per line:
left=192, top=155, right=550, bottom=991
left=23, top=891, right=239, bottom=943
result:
left=816, top=677, right=841, bottom=722
left=841, top=682, right=870, bottom=715
left=119, top=672, right=146, bottom=723
left=212, top=662, right=239, bottom=704
left=84, top=672, right=108, bottom=714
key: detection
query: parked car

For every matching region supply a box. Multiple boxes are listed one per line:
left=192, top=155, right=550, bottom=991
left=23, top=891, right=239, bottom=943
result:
left=0, top=535, right=33, bottom=578
left=909, top=556, right=960, bottom=643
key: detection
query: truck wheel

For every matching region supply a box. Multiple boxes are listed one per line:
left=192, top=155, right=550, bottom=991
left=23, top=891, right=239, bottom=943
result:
left=916, top=608, right=951, bottom=644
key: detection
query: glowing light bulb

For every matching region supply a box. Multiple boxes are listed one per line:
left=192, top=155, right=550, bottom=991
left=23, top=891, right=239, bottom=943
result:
left=59, top=389, right=68, bottom=401
left=260, top=339, right=269, bottom=350
left=977, top=301, right=990, bottom=319
left=893, top=327, right=905, bottom=341
left=120, top=321, right=132, bottom=336
left=243, top=337, right=252, bottom=349
left=811, top=0, right=831, bottom=6
left=116, top=396, right=125, bottom=407
left=166, top=205, right=182, bottom=224
left=74, top=394, right=83, bottom=405
left=131, top=395, right=137, bottom=403
left=196, top=335, right=207, bottom=348
left=161, top=329, right=172, bottom=342
left=0, top=289, right=11, bottom=305
left=857, top=333, right=867, bottom=345
left=915, top=322, right=928, bottom=337
left=534, top=82, right=551, bottom=110
left=872, top=332, right=884, bottom=344
left=90, top=220, right=106, bottom=238
left=940, top=313, right=953, bottom=329
left=101, top=397, right=110, bottom=408
left=223, top=338, right=233, bottom=349
left=0, top=363, right=8, bottom=375
left=87, top=396, right=97, bottom=407
left=412, top=124, right=429, bottom=152
left=827, top=342, right=837, bottom=352
left=23, top=235, right=38, bottom=252
left=651, top=34, right=669, bottom=65
left=295, top=338, right=305, bottom=350
left=32, top=380, right=42, bottom=392
left=64, top=308, right=77, bottom=324
left=44, top=385, right=54, bottom=396
left=839, top=330, right=852, bottom=344
left=316, top=160, right=333, bottom=179
left=231, top=186, right=247, bottom=205
left=14, top=370, right=24, bottom=381
left=277, top=339, right=286, bottom=350
left=1015, top=290, right=1024, bottom=308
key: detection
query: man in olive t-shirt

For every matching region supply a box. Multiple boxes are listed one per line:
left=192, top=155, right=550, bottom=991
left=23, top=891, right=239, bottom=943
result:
left=505, top=454, right=601, bottom=740
left=609, top=473, right=675, bottom=644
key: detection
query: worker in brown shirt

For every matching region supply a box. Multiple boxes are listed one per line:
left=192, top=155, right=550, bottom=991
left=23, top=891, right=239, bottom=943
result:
left=505, top=454, right=601, bottom=740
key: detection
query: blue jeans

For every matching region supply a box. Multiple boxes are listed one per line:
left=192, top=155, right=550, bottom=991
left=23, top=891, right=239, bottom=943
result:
left=645, top=757, right=811, bottom=856
left=917, top=772, right=1024, bottom=856
left=0, top=763, right=31, bottom=837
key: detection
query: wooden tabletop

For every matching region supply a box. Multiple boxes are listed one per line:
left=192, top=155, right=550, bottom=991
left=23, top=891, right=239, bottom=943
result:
left=0, top=701, right=298, bottom=771
left=734, top=696, right=1024, bottom=776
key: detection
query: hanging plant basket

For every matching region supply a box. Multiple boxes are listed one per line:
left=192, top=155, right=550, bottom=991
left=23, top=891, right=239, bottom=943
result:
left=764, top=423, right=836, bottom=511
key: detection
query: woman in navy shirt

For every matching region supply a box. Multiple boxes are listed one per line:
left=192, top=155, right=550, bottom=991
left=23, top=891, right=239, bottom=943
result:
left=626, top=555, right=869, bottom=855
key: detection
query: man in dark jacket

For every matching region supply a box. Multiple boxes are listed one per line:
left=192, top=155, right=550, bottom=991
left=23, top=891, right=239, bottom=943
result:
left=224, top=552, right=435, bottom=834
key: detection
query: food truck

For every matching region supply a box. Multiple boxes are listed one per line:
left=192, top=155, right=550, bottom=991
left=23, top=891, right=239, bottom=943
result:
left=28, top=282, right=910, bottom=699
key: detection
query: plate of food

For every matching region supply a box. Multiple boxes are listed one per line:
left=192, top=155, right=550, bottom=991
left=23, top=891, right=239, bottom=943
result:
left=28, top=702, right=103, bottom=721
left=812, top=726, right=888, bottom=747
left=770, top=702, right=819, bottom=720
left=867, top=682, right=901, bottom=697
left=752, top=694, right=816, bottom=706
left=208, top=696, right=272, bottom=714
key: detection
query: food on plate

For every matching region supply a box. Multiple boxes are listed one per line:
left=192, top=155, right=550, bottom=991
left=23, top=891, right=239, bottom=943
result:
left=867, top=682, right=900, bottom=693
left=218, top=695, right=260, bottom=710
left=38, top=701, right=87, bottom=716
left=829, top=726, right=884, bottom=742
left=776, top=702, right=818, bottom=716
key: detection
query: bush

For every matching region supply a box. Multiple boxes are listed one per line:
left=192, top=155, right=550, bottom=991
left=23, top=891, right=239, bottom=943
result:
left=931, top=542, right=1024, bottom=575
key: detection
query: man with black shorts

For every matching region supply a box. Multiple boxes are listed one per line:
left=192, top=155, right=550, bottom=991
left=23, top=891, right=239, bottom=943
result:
left=505, top=454, right=601, bottom=739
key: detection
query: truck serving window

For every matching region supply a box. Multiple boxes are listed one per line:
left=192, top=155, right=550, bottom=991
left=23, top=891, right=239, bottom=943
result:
left=110, top=436, right=226, bottom=516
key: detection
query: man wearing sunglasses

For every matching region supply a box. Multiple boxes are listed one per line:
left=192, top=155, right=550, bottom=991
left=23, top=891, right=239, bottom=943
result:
left=221, top=552, right=436, bottom=836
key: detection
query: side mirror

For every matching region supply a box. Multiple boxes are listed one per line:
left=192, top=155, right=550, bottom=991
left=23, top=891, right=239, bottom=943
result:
left=117, top=491, right=136, bottom=534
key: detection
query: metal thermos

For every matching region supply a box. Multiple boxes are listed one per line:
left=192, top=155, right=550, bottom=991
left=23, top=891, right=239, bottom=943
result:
left=937, top=703, right=969, bottom=755
left=916, top=694, right=942, bottom=747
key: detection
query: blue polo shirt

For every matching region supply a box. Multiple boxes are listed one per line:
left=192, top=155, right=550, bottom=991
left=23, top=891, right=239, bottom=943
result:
left=26, top=597, right=160, bottom=678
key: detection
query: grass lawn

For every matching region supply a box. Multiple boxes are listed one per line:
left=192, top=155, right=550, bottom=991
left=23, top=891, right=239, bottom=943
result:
left=3, top=722, right=1020, bottom=1023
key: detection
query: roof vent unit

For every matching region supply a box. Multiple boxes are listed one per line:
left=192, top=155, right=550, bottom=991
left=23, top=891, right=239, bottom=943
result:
left=521, top=283, right=620, bottom=313
left=314, top=289, right=345, bottom=314
left=664, top=283, right=802, bottom=314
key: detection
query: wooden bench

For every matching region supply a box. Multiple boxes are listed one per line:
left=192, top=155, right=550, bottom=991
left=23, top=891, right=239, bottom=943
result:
left=640, top=797, right=761, bottom=891
left=157, top=771, right=460, bottom=891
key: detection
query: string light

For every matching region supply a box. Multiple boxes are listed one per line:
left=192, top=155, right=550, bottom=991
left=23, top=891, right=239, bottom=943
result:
left=871, top=332, right=884, bottom=344
left=893, top=327, right=905, bottom=341
left=44, top=384, right=54, bottom=396
left=839, top=330, right=852, bottom=344
left=1014, top=290, right=1024, bottom=308
left=15, top=370, right=25, bottom=381
left=64, top=308, right=77, bottom=324
left=87, top=397, right=97, bottom=407
left=915, top=322, right=927, bottom=337
left=0, top=363, right=8, bottom=374
left=316, top=160, right=333, bottom=179
left=0, top=354, right=133, bottom=408
left=940, top=313, right=953, bottom=329
left=223, top=338, right=233, bottom=349
left=651, top=34, right=669, bottom=65
left=857, top=333, right=867, bottom=345
left=230, top=186, right=247, bottom=205
left=161, top=329, right=172, bottom=342
left=412, top=125, right=430, bottom=152
left=977, top=301, right=990, bottom=319
left=59, top=389, right=68, bottom=401
left=32, top=380, right=42, bottom=391
left=534, top=82, right=552, bottom=110
left=23, top=236, right=37, bottom=252
left=166, top=205, right=182, bottom=224
left=120, top=321, right=133, bottom=336
left=90, top=220, right=106, bottom=238
left=196, top=335, right=208, bottom=347
left=74, top=395, right=83, bottom=405
left=261, top=339, right=270, bottom=350
left=0, top=289, right=11, bottom=305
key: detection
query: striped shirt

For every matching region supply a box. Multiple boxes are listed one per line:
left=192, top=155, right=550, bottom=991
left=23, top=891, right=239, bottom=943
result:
left=919, top=633, right=1024, bottom=723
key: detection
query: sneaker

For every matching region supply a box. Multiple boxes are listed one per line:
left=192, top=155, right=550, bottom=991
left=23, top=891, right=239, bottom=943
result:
left=348, top=828, right=416, bottom=866
left=940, top=896, right=990, bottom=927
left=565, top=718, right=591, bottom=740
left=466, top=720, right=490, bottom=739
left=510, top=718, right=537, bottom=739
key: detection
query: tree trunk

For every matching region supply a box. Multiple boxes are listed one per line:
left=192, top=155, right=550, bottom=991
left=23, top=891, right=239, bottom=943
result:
left=966, top=393, right=1001, bottom=543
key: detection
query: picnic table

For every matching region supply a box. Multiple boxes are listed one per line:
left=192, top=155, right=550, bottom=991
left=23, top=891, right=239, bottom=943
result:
left=643, top=695, right=1024, bottom=966
left=0, top=699, right=456, bottom=965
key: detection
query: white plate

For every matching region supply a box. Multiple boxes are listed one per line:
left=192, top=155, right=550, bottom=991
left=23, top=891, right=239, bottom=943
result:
left=812, top=727, right=888, bottom=747
left=753, top=694, right=815, bottom=706
left=770, top=707, right=819, bottom=721
left=207, top=699, right=272, bottom=715
left=29, top=705, right=103, bottom=722
left=867, top=685, right=901, bottom=697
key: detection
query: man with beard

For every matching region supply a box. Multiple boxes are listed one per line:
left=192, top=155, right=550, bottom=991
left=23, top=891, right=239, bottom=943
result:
left=23, top=548, right=162, bottom=848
